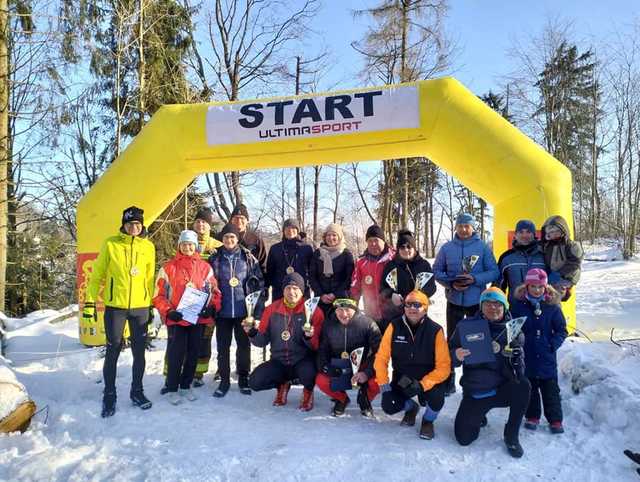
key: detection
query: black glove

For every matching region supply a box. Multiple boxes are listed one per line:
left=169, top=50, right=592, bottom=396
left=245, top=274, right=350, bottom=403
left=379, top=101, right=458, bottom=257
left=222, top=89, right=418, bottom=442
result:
left=148, top=307, right=155, bottom=323
left=398, top=375, right=423, bottom=398
left=199, top=305, right=217, bottom=319
left=167, top=310, right=183, bottom=322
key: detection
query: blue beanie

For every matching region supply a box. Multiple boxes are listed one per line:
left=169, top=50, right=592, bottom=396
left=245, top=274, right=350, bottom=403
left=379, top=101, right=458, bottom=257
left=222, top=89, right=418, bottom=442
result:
left=455, top=213, right=475, bottom=226
left=479, top=287, right=509, bottom=309
left=515, top=219, right=536, bottom=233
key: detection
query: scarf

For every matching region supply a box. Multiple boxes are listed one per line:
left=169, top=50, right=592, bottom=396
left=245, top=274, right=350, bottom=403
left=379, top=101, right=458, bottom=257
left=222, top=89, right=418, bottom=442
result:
left=318, top=242, right=346, bottom=276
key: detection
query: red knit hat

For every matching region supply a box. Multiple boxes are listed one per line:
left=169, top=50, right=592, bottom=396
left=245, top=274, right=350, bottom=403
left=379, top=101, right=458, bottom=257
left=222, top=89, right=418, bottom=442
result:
left=525, top=268, right=548, bottom=286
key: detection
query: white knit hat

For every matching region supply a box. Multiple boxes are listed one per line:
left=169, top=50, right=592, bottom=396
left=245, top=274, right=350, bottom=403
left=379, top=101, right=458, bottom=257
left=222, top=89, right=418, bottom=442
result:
left=178, top=230, right=198, bottom=245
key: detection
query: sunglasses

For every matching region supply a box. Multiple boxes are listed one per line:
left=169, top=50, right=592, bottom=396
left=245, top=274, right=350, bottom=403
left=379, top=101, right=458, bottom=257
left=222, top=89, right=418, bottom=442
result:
left=404, top=301, right=423, bottom=309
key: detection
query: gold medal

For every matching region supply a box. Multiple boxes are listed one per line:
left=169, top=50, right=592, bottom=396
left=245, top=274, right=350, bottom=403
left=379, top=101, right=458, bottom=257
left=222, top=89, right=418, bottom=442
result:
left=130, top=266, right=139, bottom=276
left=229, top=277, right=239, bottom=287
left=341, top=351, right=349, bottom=359
left=364, top=275, right=373, bottom=285
left=286, top=266, right=295, bottom=275
left=186, top=281, right=195, bottom=288
left=281, top=330, right=291, bottom=341
left=492, top=340, right=501, bottom=354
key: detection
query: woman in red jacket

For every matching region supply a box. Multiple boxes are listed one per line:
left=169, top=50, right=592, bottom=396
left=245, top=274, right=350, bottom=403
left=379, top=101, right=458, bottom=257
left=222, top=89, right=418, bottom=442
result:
left=153, top=230, right=221, bottom=405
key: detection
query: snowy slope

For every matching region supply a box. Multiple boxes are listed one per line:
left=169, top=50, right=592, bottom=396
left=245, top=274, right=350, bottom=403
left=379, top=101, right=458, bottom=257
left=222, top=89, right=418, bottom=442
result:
left=0, top=260, right=639, bottom=481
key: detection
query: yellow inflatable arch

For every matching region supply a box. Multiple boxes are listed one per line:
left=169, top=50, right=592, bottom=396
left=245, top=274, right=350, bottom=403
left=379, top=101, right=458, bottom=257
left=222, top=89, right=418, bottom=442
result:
left=76, top=77, right=574, bottom=345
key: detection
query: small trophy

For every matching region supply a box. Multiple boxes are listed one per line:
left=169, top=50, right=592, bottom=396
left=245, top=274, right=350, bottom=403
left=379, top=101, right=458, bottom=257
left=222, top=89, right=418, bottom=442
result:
left=303, top=296, right=320, bottom=332
left=349, top=347, right=365, bottom=388
left=415, top=272, right=433, bottom=290
left=462, top=255, right=480, bottom=273
left=385, top=268, right=398, bottom=291
left=243, top=290, right=262, bottom=329
left=506, top=316, right=527, bottom=345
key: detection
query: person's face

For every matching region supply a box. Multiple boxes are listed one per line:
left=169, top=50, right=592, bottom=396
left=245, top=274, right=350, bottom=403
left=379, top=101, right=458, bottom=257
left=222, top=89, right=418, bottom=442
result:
left=223, top=233, right=239, bottom=250
left=456, top=223, right=474, bottom=239
left=366, top=237, right=384, bottom=256
left=482, top=300, right=504, bottom=322
left=325, top=231, right=339, bottom=247
left=192, top=219, right=210, bottom=236
left=527, top=283, right=546, bottom=298
left=179, top=242, right=196, bottom=256
left=404, top=299, right=426, bottom=322
left=545, top=226, right=562, bottom=241
left=515, top=229, right=534, bottom=245
left=231, top=215, right=248, bottom=232
left=284, top=226, right=299, bottom=239
left=283, top=285, right=303, bottom=304
left=398, top=244, right=415, bottom=260
left=335, top=306, right=356, bottom=325
left=124, top=221, right=143, bottom=236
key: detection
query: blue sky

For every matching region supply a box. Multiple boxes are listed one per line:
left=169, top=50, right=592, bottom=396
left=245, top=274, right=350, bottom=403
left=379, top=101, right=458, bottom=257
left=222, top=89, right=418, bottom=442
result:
left=310, top=0, right=638, bottom=95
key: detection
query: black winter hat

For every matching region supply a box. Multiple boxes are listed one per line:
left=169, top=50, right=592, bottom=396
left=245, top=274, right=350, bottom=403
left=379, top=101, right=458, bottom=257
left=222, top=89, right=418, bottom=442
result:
left=220, top=223, right=241, bottom=239
left=231, top=203, right=250, bottom=220
left=282, top=272, right=305, bottom=291
left=283, top=218, right=300, bottom=231
left=194, top=207, right=216, bottom=226
left=122, top=206, right=144, bottom=226
left=366, top=224, right=385, bottom=241
left=396, top=229, right=416, bottom=250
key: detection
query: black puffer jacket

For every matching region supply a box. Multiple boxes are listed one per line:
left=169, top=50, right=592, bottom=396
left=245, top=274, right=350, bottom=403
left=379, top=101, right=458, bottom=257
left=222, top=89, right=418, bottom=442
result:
left=317, top=311, right=381, bottom=378
left=309, top=247, right=355, bottom=310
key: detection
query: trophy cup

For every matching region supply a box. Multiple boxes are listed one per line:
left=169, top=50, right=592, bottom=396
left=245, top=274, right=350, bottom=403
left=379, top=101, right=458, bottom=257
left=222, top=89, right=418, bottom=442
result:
left=385, top=268, right=398, bottom=291
left=462, top=255, right=479, bottom=273
left=415, top=271, right=433, bottom=290
left=303, top=296, right=320, bottom=332
left=243, top=290, right=262, bottom=330
left=349, top=347, right=364, bottom=389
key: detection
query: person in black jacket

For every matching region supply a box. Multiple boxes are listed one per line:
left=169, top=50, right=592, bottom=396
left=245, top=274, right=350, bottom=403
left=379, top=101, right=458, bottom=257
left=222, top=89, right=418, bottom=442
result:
left=266, top=218, right=314, bottom=301
left=449, top=287, right=531, bottom=458
left=227, top=204, right=268, bottom=275
left=315, top=298, right=382, bottom=417
left=310, top=223, right=355, bottom=315
left=380, top=229, right=437, bottom=321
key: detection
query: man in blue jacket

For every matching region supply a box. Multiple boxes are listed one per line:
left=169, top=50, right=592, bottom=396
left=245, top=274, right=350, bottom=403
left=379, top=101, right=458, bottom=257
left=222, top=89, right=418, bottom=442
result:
left=496, top=220, right=546, bottom=304
left=434, top=213, right=499, bottom=395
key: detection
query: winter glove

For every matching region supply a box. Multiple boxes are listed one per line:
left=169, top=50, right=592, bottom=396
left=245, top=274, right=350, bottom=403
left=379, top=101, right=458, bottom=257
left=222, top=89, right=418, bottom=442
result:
left=199, top=305, right=217, bottom=319
left=398, top=375, right=423, bottom=398
left=82, top=302, right=97, bottom=324
left=167, top=310, right=183, bottom=322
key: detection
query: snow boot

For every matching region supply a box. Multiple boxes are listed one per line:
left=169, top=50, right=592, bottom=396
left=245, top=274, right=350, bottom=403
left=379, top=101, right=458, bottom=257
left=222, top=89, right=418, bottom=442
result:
left=550, top=421, right=564, bottom=434
left=168, top=392, right=182, bottom=405
left=401, top=402, right=419, bottom=427
left=238, top=375, right=252, bottom=395
left=445, top=377, right=456, bottom=397
left=480, top=415, right=488, bottom=428
left=332, top=397, right=350, bottom=417
left=524, top=418, right=539, bottom=431
left=419, top=420, right=435, bottom=440
left=357, top=387, right=374, bottom=418
left=213, top=370, right=221, bottom=382
left=213, top=379, right=230, bottom=398
left=624, top=450, right=640, bottom=465
left=180, top=388, right=198, bottom=401
left=273, top=382, right=291, bottom=406
left=299, top=388, right=314, bottom=412
left=130, top=391, right=152, bottom=410
left=192, top=378, right=205, bottom=388
left=504, top=426, right=523, bottom=458
left=101, top=391, right=116, bottom=418
left=160, top=384, right=170, bottom=395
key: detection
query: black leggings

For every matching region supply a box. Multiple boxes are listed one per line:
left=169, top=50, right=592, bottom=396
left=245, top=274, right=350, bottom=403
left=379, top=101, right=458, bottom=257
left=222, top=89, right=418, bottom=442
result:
left=526, top=376, right=562, bottom=423
left=454, top=379, right=531, bottom=445
left=215, top=317, right=251, bottom=381
left=166, top=324, right=204, bottom=391
left=249, top=358, right=316, bottom=391
left=103, top=307, right=149, bottom=394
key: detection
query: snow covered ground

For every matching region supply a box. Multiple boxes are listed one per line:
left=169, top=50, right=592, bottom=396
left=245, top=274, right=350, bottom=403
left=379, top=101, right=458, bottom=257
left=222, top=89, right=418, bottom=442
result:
left=1, top=259, right=639, bottom=481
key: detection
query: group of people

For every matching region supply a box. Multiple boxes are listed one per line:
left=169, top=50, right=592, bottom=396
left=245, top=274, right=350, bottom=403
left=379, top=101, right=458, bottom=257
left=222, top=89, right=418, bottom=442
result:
left=83, top=204, right=582, bottom=458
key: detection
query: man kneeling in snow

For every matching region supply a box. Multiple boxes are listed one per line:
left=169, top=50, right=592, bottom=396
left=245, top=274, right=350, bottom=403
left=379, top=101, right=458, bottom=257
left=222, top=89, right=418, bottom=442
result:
left=243, top=273, right=323, bottom=411
left=449, top=287, right=531, bottom=458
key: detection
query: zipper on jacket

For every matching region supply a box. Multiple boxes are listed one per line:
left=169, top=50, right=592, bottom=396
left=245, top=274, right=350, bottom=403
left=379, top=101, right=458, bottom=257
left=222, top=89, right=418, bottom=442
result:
left=229, top=254, right=235, bottom=318
left=128, top=236, right=134, bottom=309
left=109, top=277, right=114, bottom=302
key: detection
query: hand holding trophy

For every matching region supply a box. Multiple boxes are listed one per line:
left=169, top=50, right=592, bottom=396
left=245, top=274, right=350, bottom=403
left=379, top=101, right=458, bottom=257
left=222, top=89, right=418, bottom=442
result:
left=242, top=291, right=262, bottom=333
left=303, top=296, right=320, bottom=337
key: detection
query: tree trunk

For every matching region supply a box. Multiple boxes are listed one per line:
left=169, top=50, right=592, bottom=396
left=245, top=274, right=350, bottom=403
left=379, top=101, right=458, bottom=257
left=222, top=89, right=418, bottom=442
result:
left=138, top=0, right=145, bottom=132
left=0, top=0, right=7, bottom=311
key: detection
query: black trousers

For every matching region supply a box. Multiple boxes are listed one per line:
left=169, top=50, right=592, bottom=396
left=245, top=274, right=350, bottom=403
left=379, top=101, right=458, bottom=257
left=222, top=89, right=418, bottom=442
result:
left=381, top=382, right=447, bottom=415
left=445, top=302, right=479, bottom=387
left=215, top=317, right=250, bottom=381
left=103, top=307, right=149, bottom=394
left=526, top=376, right=562, bottom=423
left=166, top=324, right=204, bottom=391
left=454, top=378, right=531, bottom=446
left=249, top=358, right=316, bottom=391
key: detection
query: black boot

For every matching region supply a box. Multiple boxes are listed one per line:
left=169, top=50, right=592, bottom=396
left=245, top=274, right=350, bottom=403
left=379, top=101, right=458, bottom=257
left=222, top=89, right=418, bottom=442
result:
left=213, top=379, right=230, bottom=398
left=480, top=415, right=488, bottom=428
left=624, top=450, right=640, bottom=465
left=213, top=370, right=221, bottom=382
left=419, top=420, right=435, bottom=440
left=238, top=375, right=251, bottom=395
left=130, top=390, right=152, bottom=410
left=401, top=402, right=419, bottom=426
left=445, top=376, right=456, bottom=396
left=101, top=391, right=116, bottom=418
left=332, top=397, right=350, bottom=417
left=357, top=386, right=374, bottom=418
left=504, top=426, right=523, bottom=458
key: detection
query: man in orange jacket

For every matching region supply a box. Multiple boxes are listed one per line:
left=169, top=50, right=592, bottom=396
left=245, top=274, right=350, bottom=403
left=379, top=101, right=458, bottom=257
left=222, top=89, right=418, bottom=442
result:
left=374, top=290, right=451, bottom=440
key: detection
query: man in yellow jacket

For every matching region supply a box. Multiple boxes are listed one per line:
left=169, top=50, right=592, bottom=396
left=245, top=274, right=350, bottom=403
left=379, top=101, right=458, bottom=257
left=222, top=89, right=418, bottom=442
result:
left=83, top=206, right=156, bottom=418
left=374, top=290, right=451, bottom=440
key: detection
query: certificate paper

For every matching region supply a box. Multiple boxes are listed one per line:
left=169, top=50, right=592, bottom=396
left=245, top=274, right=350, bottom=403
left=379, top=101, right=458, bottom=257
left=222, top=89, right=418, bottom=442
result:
left=176, top=286, right=209, bottom=324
